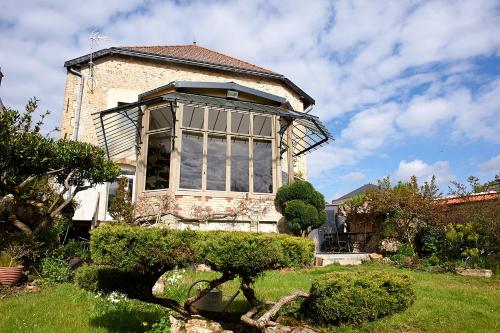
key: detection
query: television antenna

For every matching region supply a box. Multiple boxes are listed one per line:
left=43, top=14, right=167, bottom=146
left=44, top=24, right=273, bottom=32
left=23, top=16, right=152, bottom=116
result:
left=88, top=30, right=112, bottom=92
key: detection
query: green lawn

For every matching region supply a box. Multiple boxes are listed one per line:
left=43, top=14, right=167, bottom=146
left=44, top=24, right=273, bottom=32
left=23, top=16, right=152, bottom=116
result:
left=1, top=263, right=498, bottom=333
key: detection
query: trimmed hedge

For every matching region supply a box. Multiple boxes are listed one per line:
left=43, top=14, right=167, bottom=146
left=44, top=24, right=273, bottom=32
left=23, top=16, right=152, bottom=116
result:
left=77, top=225, right=315, bottom=296
left=90, top=225, right=198, bottom=273
left=274, top=234, right=315, bottom=268
left=303, top=271, right=415, bottom=325
left=74, top=264, right=150, bottom=298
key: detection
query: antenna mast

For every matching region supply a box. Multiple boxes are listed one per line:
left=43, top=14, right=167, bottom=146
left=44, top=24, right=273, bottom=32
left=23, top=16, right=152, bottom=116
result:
left=88, top=30, right=111, bottom=92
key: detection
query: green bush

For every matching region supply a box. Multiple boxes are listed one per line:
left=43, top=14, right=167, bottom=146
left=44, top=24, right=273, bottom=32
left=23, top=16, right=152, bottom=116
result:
left=276, top=180, right=325, bottom=211
left=284, top=200, right=320, bottom=236
left=444, top=223, right=487, bottom=268
left=60, top=239, right=90, bottom=260
left=198, top=231, right=283, bottom=278
left=41, top=256, right=71, bottom=283
left=91, top=225, right=198, bottom=273
left=415, top=226, right=445, bottom=257
left=84, top=226, right=314, bottom=297
left=276, top=180, right=327, bottom=235
left=274, top=234, right=315, bottom=267
left=303, top=271, right=415, bottom=325
left=75, top=264, right=152, bottom=298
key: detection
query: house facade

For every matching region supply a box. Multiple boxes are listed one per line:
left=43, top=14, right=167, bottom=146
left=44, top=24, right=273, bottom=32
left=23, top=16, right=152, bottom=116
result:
left=61, top=44, right=331, bottom=232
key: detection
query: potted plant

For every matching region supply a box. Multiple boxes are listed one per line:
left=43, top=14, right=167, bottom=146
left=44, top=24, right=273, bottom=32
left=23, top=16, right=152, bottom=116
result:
left=0, top=245, right=27, bottom=286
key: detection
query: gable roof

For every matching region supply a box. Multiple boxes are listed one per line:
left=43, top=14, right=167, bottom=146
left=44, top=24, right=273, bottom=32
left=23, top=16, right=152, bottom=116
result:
left=332, top=184, right=378, bottom=205
left=64, top=44, right=315, bottom=109
left=123, top=45, right=276, bottom=75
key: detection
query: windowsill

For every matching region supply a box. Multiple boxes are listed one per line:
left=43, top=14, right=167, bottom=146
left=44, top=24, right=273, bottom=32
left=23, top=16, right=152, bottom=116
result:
left=139, top=188, right=275, bottom=200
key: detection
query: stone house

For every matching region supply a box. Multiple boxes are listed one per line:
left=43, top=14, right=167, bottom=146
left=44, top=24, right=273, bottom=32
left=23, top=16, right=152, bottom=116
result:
left=61, top=44, right=332, bottom=232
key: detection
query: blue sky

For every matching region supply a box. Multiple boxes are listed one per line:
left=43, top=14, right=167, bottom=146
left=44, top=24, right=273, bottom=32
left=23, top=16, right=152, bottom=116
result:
left=0, top=0, right=499, bottom=201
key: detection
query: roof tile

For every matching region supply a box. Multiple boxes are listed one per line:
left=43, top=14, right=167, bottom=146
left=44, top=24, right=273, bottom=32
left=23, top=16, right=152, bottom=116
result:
left=119, top=44, right=277, bottom=75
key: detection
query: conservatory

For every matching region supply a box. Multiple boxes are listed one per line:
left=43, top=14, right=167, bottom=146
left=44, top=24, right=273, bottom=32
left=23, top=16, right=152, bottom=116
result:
left=90, top=81, right=332, bottom=230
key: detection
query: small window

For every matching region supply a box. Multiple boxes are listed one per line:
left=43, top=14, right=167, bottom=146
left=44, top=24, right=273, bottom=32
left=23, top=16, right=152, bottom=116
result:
left=253, top=115, right=272, bottom=136
left=208, top=109, right=227, bottom=132
left=145, top=132, right=171, bottom=190
left=231, top=138, right=249, bottom=192
left=180, top=132, right=203, bottom=189
left=253, top=140, right=273, bottom=193
left=149, top=106, right=174, bottom=131
left=231, top=113, right=249, bottom=134
left=182, top=106, right=205, bottom=129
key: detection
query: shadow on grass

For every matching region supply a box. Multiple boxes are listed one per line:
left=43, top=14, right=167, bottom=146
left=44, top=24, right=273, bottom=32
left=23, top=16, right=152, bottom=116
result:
left=89, top=305, right=168, bottom=332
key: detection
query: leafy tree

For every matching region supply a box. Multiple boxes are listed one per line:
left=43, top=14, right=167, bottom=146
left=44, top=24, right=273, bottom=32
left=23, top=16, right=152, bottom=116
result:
left=276, top=180, right=327, bottom=235
left=344, top=176, right=444, bottom=248
left=447, top=175, right=499, bottom=196
left=107, top=177, right=135, bottom=224
left=0, top=99, right=120, bottom=239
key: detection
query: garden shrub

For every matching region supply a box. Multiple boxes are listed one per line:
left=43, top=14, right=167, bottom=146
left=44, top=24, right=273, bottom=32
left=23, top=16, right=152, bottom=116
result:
left=91, top=225, right=199, bottom=273
left=274, top=234, right=315, bottom=267
left=41, top=255, right=71, bottom=283
left=276, top=180, right=327, bottom=235
left=284, top=200, right=320, bottom=236
left=198, top=231, right=283, bottom=278
left=303, top=271, right=415, bottom=325
left=74, top=264, right=151, bottom=298
left=444, top=223, right=487, bottom=268
left=60, top=239, right=90, bottom=260
left=83, top=226, right=314, bottom=298
left=415, top=225, right=445, bottom=257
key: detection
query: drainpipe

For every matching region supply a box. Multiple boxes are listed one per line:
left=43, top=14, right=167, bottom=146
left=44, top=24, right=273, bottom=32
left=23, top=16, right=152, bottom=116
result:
left=68, top=66, right=84, bottom=141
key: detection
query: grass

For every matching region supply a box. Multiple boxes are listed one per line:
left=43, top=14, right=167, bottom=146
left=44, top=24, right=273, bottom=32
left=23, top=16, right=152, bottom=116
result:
left=0, top=284, right=169, bottom=333
left=0, top=262, right=499, bottom=332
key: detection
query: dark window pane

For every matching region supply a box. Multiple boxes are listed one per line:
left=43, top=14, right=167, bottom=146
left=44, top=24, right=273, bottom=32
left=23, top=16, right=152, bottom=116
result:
left=145, top=132, right=171, bottom=190
left=180, top=132, right=203, bottom=189
left=182, top=105, right=204, bottom=129
left=231, top=113, right=249, bottom=134
left=231, top=138, right=249, bottom=192
left=253, top=115, right=272, bottom=136
left=253, top=140, right=273, bottom=193
left=207, top=136, right=226, bottom=191
left=107, top=181, right=118, bottom=207
left=149, top=106, right=174, bottom=130
left=208, top=109, right=227, bottom=132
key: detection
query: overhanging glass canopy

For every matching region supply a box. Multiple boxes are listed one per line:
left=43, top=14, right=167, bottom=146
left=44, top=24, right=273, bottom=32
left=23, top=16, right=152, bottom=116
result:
left=91, top=92, right=333, bottom=158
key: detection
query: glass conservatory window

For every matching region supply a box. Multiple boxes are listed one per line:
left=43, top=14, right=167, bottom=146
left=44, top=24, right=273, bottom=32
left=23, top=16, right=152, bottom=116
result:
left=149, top=106, right=174, bottom=130
left=208, top=109, right=227, bottom=132
left=231, top=112, right=249, bottom=134
left=206, top=135, right=227, bottom=191
left=253, top=140, right=273, bottom=193
left=230, top=137, right=249, bottom=192
left=182, top=105, right=205, bottom=129
left=180, top=132, right=204, bottom=189
left=253, top=115, right=272, bottom=136
left=145, top=132, right=171, bottom=190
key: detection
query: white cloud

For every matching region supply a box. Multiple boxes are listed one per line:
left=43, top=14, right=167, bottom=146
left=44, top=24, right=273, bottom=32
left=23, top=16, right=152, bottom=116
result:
left=341, top=171, right=365, bottom=183
left=395, top=159, right=456, bottom=187
left=0, top=0, right=499, bottom=196
left=340, top=103, right=399, bottom=151
left=479, top=155, right=500, bottom=173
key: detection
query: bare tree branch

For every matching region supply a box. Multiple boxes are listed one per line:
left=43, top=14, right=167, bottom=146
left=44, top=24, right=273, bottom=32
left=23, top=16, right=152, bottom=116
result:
left=241, top=291, right=309, bottom=331
left=183, top=273, right=235, bottom=315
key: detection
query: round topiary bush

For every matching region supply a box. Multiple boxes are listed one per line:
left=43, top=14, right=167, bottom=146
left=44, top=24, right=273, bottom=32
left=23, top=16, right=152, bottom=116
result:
left=302, top=271, right=415, bottom=325
left=284, top=200, right=320, bottom=235
left=276, top=180, right=327, bottom=235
